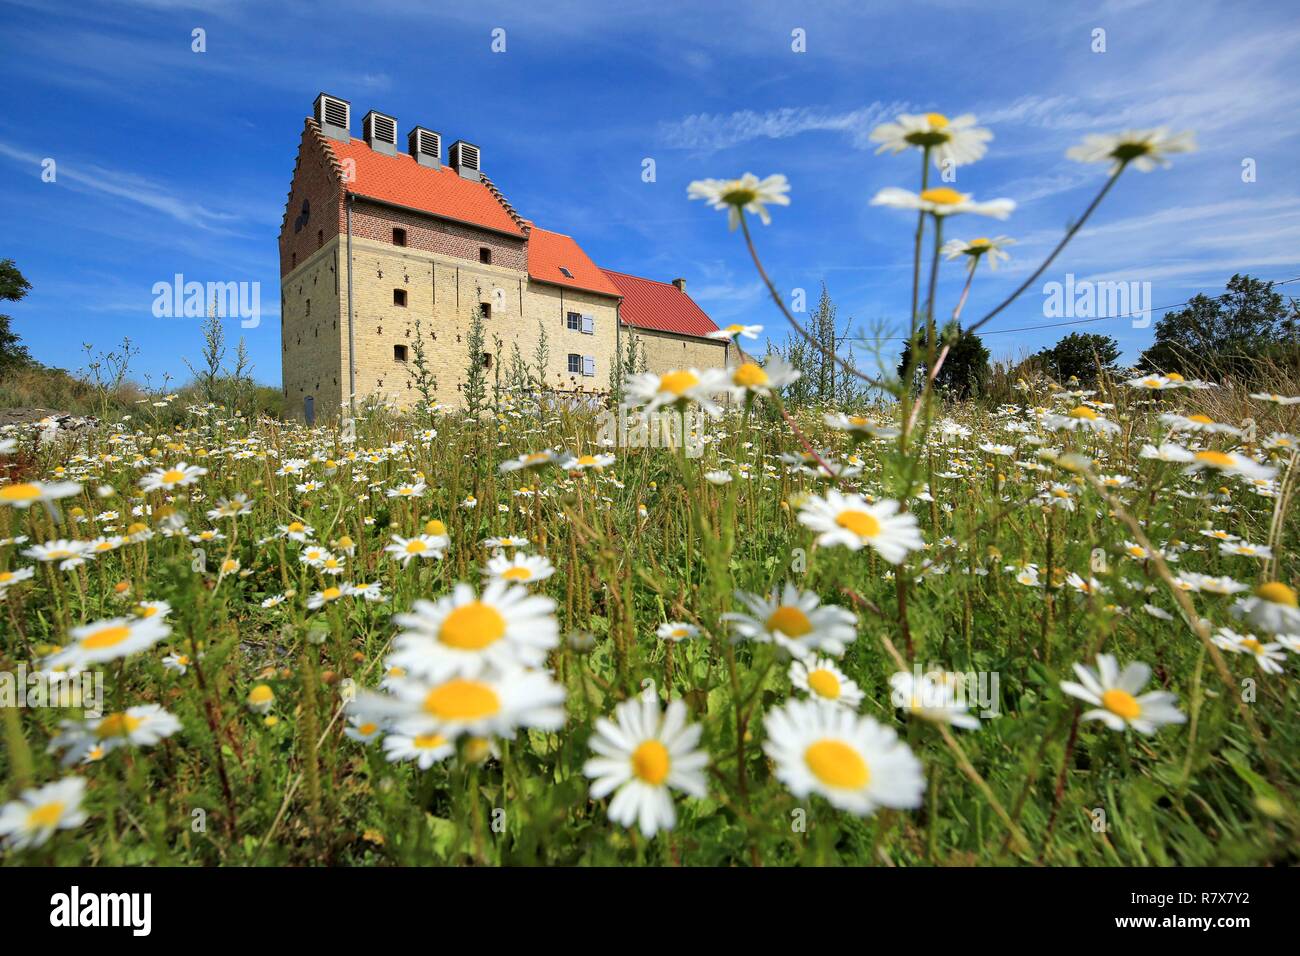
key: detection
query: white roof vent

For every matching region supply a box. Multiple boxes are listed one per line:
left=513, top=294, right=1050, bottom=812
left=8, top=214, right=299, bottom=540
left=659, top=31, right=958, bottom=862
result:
left=314, top=93, right=351, bottom=142
left=449, top=140, right=481, bottom=181
left=408, top=127, right=441, bottom=169
left=363, top=110, right=398, bottom=155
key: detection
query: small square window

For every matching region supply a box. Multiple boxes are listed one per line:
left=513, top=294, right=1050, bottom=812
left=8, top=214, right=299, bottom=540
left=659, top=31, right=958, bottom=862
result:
left=394, top=344, right=408, bottom=362
left=482, top=352, right=493, bottom=369
left=559, top=266, right=574, bottom=279
left=566, top=311, right=581, bottom=331
left=481, top=303, right=491, bottom=321
left=479, top=247, right=492, bottom=265
left=568, top=353, right=582, bottom=374
left=393, top=289, right=407, bottom=307
left=393, top=228, right=407, bottom=247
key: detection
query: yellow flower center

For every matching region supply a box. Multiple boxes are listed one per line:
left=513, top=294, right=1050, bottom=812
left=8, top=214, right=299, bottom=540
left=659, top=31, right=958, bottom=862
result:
left=836, top=509, right=881, bottom=539
left=321, top=587, right=341, bottom=601
left=807, top=669, right=841, bottom=699
left=920, top=187, right=964, bottom=206
left=1242, top=637, right=1263, bottom=653
left=248, top=685, right=274, bottom=704
left=733, top=362, right=769, bottom=388
left=0, top=483, right=42, bottom=502
left=27, top=802, right=66, bottom=828
left=1101, top=689, right=1141, bottom=720
left=804, top=739, right=869, bottom=789
left=766, top=605, right=813, bottom=638
left=287, top=522, right=305, bottom=533
left=96, top=712, right=144, bottom=739
left=423, top=679, right=501, bottom=720
left=1069, top=406, right=1098, bottom=420
left=577, top=455, right=597, bottom=466
left=968, top=237, right=991, bottom=248
left=659, top=370, right=699, bottom=396
left=357, top=722, right=378, bottom=736
left=1188, top=414, right=1214, bottom=424
left=413, top=733, right=448, bottom=749
left=127, top=522, right=148, bottom=535
left=925, top=112, right=950, bottom=128
left=630, top=740, right=671, bottom=785
left=1167, top=373, right=1185, bottom=381
left=1127, top=546, right=1145, bottom=558
left=81, top=625, right=132, bottom=650
left=439, top=602, right=507, bottom=650
left=1194, top=451, right=1234, bottom=468
left=161, top=469, right=186, bottom=484
left=501, top=566, right=532, bottom=581
left=405, top=540, right=427, bottom=554
left=1256, top=582, right=1297, bottom=607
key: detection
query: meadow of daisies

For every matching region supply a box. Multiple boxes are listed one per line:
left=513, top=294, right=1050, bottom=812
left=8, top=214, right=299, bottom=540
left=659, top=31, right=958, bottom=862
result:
left=1, top=115, right=1298, bottom=867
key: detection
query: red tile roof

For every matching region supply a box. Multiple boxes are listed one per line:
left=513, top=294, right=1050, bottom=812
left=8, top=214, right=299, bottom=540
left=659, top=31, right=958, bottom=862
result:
left=527, top=228, right=621, bottom=298
left=602, top=269, right=721, bottom=339
left=325, top=136, right=525, bottom=237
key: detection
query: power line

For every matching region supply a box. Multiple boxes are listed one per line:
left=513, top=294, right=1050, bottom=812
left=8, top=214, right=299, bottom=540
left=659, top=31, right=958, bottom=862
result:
left=876, top=274, right=1300, bottom=340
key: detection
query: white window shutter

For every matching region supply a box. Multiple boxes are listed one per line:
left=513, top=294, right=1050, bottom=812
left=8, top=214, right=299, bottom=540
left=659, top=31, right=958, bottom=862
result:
left=582, top=314, right=594, bottom=334
left=582, top=355, right=595, bottom=377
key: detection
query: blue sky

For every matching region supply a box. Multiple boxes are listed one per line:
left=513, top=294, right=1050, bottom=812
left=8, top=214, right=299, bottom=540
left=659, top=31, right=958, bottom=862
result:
left=1, top=0, right=1297, bottom=387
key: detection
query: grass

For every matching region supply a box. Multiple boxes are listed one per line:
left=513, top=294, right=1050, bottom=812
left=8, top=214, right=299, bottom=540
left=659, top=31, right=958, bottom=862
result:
left=0, top=379, right=1296, bottom=866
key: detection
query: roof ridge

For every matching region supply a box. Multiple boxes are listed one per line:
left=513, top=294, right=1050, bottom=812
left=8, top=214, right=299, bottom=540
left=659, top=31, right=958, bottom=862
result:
left=601, top=268, right=682, bottom=289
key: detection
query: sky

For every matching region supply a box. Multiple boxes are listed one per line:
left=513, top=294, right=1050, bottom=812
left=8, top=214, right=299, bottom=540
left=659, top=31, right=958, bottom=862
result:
left=1, top=0, right=1297, bottom=388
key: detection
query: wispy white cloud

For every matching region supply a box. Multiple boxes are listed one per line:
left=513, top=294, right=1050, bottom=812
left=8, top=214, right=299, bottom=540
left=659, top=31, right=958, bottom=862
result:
left=657, top=102, right=911, bottom=153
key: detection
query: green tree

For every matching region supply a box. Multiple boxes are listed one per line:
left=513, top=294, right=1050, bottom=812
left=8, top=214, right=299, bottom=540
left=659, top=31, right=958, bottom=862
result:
left=1036, top=332, right=1121, bottom=386
left=462, top=304, right=487, bottom=414
left=0, top=258, right=34, bottom=373
left=1138, top=274, right=1299, bottom=379
left=897, top=321, right=990, bottom=401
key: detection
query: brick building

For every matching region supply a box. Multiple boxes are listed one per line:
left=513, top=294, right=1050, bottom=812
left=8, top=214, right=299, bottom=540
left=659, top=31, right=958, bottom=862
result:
left=279, top=93, right=729, bottom=421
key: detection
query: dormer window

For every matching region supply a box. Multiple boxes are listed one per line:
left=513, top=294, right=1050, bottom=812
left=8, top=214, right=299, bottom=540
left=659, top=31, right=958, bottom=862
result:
left=559, top=266, right=574, bottom=279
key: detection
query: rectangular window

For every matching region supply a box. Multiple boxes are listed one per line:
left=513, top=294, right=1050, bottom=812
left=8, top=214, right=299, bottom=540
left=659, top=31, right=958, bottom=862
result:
left=567, top=353, right=582, bottom=374
left=393, top=289, right=407, bottom=307
left=393, top=227, right=407, bottom=247
left=566, top=311, right=581, bottom=331
left=393, top=344, right=408, bottom=362
left=317, top=229, right=324, bottom=249
left=480, top=303, right=491, bottom=321
left=581, top=314, right=594, bottom=334
left=582, top=355, right=596, bottom=377
left=305, top=299, right=311, bottom=316
left=479, top=247, right=492, bottom=265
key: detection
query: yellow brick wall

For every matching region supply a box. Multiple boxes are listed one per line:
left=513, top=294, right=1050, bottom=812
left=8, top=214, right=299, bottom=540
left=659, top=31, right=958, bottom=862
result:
left=280, top=243, right=343, bottom=420
left=628, top=327, right=730, bottom=376
left=333, top=236, right=619, bottom=409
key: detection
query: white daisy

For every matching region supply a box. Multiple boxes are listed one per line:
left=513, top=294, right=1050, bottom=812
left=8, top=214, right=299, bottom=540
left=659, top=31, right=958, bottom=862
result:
left=139, top=462, right=207, bottom=493
left=868, top=112, right=992, bottom=168
left=357, top=669, right=567, bottom=741
left=941, top=235, right=1014, bottom=270
left=0, top=480, right=82, bottom=509
left=763, top=699, right=925, bottom=816
left=382, top=731, right=455, bottom=768
left=871, top=186, right=1014, bottom=219
left=723, top=583, right=858, bottom=658
left=797, top=490, right=924, bottom=563
left=384, top=533, right=446, bottom=565
left=656, top=622, right=700, bottom=643
left=1066, top=128, right=1196, bottom=173
left=583, top=696, right=708, bottom=838
left=1059, top=654, right=1186, bottom=734
left=45, top=615, right=172, bottom=669
left=626, top=368, right=730, bottom=417
left=790, top=657, right=864, bottom=710
left=708, top=323, right=763, bottom=341
left=687, top=173, right=791, bottom=230
left=482, top=552, right=555, bottom=586
left=1212, top=628, right=1286, bottom=674
left=388, top=581, right=559, bottom=680
left=728, top=355, right=801, bottom=398
left=0, top=776, right=88, bottom=849
left=1231, top=582, right=1300, bottom=635
left=889, top=670, right=980, bottom=729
